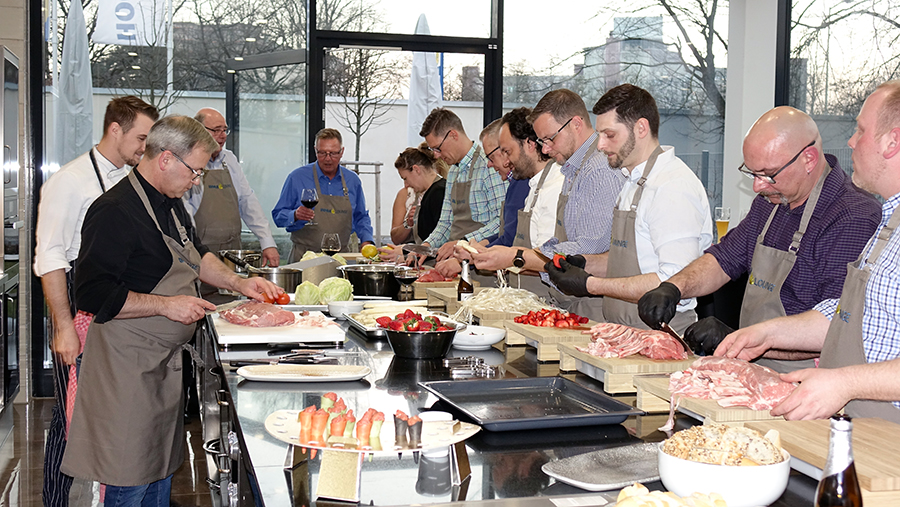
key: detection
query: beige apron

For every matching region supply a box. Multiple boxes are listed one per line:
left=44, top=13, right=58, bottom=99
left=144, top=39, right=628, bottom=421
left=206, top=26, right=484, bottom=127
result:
left=602, top=147, right=696, bottom=333
left=61, top=170, right=202, bottom=486
left=819, top=206, right=900, bottom=423
left=743, top=166, right=830, bottom=373
left=510, top=161, right=555, bottom=296
left=194, top=161, right=242, bottom=253
left=548, top=136, right=605, bottom=320
left=448, top=145, right=485, bottom=241
left=290, top=166, right=353, bottom=262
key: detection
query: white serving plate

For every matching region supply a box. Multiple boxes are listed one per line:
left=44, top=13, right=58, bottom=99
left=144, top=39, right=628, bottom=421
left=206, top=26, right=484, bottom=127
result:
left=452, top=325, right=505, bottom=351
left=236, top=364, right=371, bottom=382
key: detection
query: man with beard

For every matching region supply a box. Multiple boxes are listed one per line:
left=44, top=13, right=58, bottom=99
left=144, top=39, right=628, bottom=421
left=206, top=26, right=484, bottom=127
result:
left=545, top=84, right=712, bottom=333
left=637, top=105, right=880, bottom=370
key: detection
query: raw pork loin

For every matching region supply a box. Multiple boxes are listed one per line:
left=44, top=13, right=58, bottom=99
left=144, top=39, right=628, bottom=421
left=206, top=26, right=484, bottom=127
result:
left=416, top=270, right=451, bottom=283
left=668, top=356, right=796, bottom=411
left=575, top=322, right=689, bottom=360
left=220, top=301, right=296, bottom=327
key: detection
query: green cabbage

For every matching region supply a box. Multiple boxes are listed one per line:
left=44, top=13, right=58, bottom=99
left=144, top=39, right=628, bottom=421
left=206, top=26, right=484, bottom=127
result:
left=331, top=253, right=348, bottom=265
left=300, top=250, right=323, bottom=262
left=294, top=281, right=321, bottom=305
left=318, top=277, right=353, bottom=304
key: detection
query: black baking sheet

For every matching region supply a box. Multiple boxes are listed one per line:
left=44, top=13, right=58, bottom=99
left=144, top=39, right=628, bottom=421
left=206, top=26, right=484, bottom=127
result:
left=419, top=377, right=644, bottom=431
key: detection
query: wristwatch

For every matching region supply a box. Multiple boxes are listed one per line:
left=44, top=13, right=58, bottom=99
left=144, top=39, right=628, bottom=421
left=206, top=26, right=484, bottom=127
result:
left=513, top=249, right=526, bottom=268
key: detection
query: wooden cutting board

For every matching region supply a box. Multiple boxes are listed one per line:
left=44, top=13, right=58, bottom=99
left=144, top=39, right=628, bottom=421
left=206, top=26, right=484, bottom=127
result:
left=503, top=321, right=595, bottom=362
left=558, top=344, right=696, bottom=395
left=746, top=418, right=900, bottom=492
left=632, top=375, right=784, bottom=423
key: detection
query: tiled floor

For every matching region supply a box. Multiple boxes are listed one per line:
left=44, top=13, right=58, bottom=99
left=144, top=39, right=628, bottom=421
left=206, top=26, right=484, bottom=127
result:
left=0, top=399, right=213, bottom=507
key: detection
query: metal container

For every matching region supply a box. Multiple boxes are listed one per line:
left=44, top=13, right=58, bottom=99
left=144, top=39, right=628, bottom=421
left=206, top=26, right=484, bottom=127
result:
left=219, top=250, right=262, bottom=274
left=384, top=322, right=463, bottom=359
left=339, top=264, right=401, bottom=298
left=248, top=267, right=303, bottom=292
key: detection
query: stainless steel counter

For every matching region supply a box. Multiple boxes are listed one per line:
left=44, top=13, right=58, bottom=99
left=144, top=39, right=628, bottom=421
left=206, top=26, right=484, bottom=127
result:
left=199, top=318, right=819, bottom=507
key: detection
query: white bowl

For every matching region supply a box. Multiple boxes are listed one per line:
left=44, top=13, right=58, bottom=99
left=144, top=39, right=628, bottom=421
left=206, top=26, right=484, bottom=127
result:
left=657, top=443, right=790, bottom=507
left=452, top=325, right=506, bottom=351
left=327, top=300, right=366, bottom=320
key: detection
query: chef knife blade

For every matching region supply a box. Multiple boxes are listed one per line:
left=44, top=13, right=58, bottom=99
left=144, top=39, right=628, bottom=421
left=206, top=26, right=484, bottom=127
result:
left=659, top=322, right=692, bottom=354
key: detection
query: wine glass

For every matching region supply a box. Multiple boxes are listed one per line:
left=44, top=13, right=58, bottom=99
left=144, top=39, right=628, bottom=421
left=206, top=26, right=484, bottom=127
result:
left=715, top=206, right=731, bottom=244
left=300, top=188, right=319, bottom=226
left=392, top=265, right=421, bottom=302
left=321, top=233, right=341, bottom=256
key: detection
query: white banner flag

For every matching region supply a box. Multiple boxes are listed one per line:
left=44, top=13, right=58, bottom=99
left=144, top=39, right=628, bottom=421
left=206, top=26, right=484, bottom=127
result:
left=93, top=0, right=167, bottom=46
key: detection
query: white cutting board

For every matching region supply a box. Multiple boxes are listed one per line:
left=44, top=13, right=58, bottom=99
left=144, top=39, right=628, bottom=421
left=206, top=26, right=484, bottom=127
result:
left=212, top=310, right=345, bottom=344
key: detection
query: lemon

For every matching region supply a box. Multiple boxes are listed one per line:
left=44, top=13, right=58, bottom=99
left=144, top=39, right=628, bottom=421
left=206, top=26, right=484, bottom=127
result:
left=361, top=244, right=378, bottom=259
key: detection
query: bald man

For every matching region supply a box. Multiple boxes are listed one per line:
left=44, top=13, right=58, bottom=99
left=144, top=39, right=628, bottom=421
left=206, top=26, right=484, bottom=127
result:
left=638, top=106, right=880, bottom=372
left=184, top=108, right=279, bottom=268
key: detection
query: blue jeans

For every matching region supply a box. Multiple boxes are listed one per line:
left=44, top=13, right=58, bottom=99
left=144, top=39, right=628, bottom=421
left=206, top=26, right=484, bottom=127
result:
left=103, top=475, right=172, bottom=507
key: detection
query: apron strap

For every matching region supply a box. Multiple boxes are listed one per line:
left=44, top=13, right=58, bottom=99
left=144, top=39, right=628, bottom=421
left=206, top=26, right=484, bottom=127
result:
left=865, top=205, right=900, bottom=265
left=88, top=148, right=107, bottom=193
left=314, top=163, right=350, bottom=197
left=789, top=165, right=831, bottom=253
left=524, top=160, right=555, bottom=213
left=629, top=145, right=665, bottom=211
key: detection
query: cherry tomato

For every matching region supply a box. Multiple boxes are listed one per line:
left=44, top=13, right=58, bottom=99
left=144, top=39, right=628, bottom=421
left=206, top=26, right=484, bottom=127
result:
left=552, top=253, right=566, bottom=269
left=275, top=292, right=290, bottom=305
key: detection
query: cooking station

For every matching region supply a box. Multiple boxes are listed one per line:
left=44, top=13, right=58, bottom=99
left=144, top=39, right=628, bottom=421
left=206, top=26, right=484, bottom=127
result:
left=195, top=309, right=833, bottom=507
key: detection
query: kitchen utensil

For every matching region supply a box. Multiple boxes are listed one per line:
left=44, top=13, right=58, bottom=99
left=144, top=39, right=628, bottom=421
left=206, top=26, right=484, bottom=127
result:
left=383, top=320, right=464, bottom=359
left=402, top=244, right=436, bottom=257
left=248, top=267, right=303, bottom=292
left=222, top=250, right=263, bottom=273
left=542, top=442, right=660, bottom=491
left=659, top=321, right=692, bottom=354
left=338, top=264, right=401, bottom=298
left=219, top=249, right=262, bottom=273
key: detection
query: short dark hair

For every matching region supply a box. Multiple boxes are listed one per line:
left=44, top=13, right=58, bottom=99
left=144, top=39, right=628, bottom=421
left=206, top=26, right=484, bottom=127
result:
left=592, top=84, right=660, bottom=138
left=315, top=127, right=343, bottom=146
left=527, top=89, right=590, bottom=126
left=103, top=95, right=159, bottom=136
left=500, top=107, right=549, bottom=162
left=419, top=107, right=465, bottom=138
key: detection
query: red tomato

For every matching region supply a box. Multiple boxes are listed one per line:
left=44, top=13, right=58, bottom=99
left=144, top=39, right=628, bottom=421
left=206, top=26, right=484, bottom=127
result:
left=261, top=293, right=275, bottom=304
left=552, top=253, right=565, bottom=269
left=275, top=292, right=290, bottom=305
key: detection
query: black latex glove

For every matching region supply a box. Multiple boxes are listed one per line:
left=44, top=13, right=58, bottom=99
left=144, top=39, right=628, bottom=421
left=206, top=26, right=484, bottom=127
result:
left=565, top=254, right=586, bottom=269
left=684, top=316, right=735, bottom=356
left=544, top=258, right=591, bottom=297
left=637, top=282, right=681, bottom=329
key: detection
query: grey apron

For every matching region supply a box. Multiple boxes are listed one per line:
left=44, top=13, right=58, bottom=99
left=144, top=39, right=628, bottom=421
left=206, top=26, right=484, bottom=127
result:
left=289, top=166, right=353, bottom=262
left=194, top=161, right=242, bottom=253
left=61, top=170, right=202, bottom=486
left=743, top=166, right=830, bottom=373
left=448, top=145, right=485, bottom=241
left=548, top=136, right=605, bottom=320
left=510, top=161, right=555, bottom=296
left=819, top=206, right=900, bottom=423
left=602, top=147, right=697, bottom=334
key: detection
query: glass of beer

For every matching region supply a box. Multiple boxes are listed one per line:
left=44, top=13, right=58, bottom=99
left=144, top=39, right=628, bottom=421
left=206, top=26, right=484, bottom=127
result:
left=715, top=206, right=731, bottom=243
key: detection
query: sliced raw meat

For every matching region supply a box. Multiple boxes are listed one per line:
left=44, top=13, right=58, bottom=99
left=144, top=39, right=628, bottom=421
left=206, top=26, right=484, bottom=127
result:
left=668, top=356, right=796, bottom=411
left=220, top=301, right=296, bottom=327
left=575, top=323, right=689, bottom=360
left=416, top=270, right=450, bottom=283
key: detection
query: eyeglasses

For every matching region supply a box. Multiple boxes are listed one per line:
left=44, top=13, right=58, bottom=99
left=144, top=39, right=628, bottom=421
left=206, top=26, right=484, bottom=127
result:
left=430, top=131, right=451, bottom=154
left=738, top=140, right=816, bottom=185
left=205, top=126, right=230, bottom=135
left=536, top=117, right=573, bottom=147
left=485, top=144, right=501, bottom=160
left=316, top=150, right=342, bottom=159
left=167, top=150, right=207, bottom=182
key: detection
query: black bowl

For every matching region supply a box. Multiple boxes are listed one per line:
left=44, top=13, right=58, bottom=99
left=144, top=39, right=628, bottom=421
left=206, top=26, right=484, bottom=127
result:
left=384, top=322, right=463, bottom=359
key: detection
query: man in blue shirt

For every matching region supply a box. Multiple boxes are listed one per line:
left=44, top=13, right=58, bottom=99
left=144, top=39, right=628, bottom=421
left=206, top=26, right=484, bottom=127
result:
left=272, top=128, right=374, bottom=261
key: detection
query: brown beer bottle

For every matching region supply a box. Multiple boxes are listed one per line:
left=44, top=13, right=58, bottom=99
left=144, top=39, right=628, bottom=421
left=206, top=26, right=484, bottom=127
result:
left=815, top=414, right=863, bottom=507
left=457, top=260, right=474, bottom=301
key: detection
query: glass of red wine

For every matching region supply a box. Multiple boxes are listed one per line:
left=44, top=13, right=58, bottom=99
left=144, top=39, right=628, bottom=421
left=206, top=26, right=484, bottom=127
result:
left=321, top=233, right=341, bottom=256
left=300, top=188, right=319, bottom=226
left=392, top=265, right=421, bottom=301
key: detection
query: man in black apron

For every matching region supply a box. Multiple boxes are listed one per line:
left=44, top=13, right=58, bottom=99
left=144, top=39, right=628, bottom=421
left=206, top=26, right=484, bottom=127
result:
left=637, top=106, right=880, bottom=371
left=272, top=128, right=375, bottom=262
left=34, top=96, right=158, bottom=507
left=716, top=82, right=900, bottom=422
left=186, top=108, right=279, bottom=266
left=61, top=116, right=281, bottom=504
left=545, top=85, right=711, bottom=334
left=472, top=90, right=624, bottom=321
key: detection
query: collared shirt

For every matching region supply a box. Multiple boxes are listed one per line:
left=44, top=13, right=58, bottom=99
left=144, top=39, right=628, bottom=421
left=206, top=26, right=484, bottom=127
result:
left=614, top=146, right=713, bottom=310
left=424, top=142, right=507, bottom=246
left=527, top=162, right=565, bottom=248
left=271, top=162, right=375, bottom=243
left=708, top=155, right=880, bottom=316
left=486, top=176, right=530, bottom=247
left=34, top=147, right=130, bottom=277
left=75, top=169, right=210, bottom=324
left=183, top=148, right=276, bottom=250
left=540, top=132, right=625, bottom=258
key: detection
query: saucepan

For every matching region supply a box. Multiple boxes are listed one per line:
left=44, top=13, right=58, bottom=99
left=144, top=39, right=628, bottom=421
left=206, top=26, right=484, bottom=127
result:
left=338, top=264, right=401, bottom=298
left=221, top=251, right=303, bottom=292
left=219, top=249, right=262, bottom=274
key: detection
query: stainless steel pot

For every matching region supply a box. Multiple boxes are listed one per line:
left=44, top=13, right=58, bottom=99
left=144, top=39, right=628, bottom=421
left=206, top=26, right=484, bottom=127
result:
left=219, top=250, right=262, bottom=274
left=248, top=267, right=303, bottom=292
left=338, top=264, right=401, bottom=298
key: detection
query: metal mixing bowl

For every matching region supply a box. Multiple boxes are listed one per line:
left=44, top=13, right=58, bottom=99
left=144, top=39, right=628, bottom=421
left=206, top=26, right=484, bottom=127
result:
left=384, top=321, right=464, bottom=359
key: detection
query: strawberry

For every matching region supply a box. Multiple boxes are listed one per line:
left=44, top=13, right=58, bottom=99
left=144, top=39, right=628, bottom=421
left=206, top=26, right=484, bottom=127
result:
left=552, top=253, right=566, bottom=269
left=376, top=316, right=392, bottom=328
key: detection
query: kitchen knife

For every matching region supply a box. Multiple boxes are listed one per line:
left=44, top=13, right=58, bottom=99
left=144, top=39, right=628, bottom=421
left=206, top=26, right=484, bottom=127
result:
left=659, top=322, right=692, bottom=354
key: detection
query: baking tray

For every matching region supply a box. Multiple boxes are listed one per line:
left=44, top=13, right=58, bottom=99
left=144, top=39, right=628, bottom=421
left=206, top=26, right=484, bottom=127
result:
left=345, top=314, right=386, bottom=338
left=418, top=377, right=644, bottom=431
left=541, top=442, right=660, bottom=491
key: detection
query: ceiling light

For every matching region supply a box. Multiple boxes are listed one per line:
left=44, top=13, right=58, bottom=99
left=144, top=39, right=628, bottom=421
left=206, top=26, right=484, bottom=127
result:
left=234, top=56, right=244, bottom=61
left=227, top=69, right=236, bottom=73
left=245, top=37, right=256, bottom=42
left=131, top=65, right=141, bottom=69
left=127, top=51, right=138, bottom=57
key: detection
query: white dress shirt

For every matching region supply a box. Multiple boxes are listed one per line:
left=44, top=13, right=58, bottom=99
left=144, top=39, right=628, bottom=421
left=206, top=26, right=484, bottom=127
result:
left=34, top=147, right=129, bottom=276
left=526, top=162, right=565, bottom=248
left=615, top=146, right=713, bottom=309
left=182, top=148, right=276, bottom=250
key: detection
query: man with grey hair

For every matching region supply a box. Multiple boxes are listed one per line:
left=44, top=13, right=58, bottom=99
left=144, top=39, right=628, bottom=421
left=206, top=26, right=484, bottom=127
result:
left=60, top=115, right=281, bottom=505
left=186, top=108, right=279, bottom=267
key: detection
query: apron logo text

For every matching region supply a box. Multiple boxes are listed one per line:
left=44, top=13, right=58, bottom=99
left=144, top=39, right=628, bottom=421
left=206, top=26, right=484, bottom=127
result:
left=611, top=238, right=628, bottom=248
left=208, top=183, right=233, bottom=190
left=748, top=273, right=776, bottom=292
left=177, top=257, right=200, bottom=271
left=836, top=303, right=851, bottom=323
left=319, top=208, right=348, bottom=215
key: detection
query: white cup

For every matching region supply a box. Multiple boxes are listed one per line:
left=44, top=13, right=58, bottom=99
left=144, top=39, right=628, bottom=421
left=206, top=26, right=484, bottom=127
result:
left=418, top=411, right=453, bottom=458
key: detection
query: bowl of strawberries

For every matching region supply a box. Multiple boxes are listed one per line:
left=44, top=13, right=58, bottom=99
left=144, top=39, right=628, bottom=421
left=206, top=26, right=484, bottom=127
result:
left=376, top=309, right=464, bottom=359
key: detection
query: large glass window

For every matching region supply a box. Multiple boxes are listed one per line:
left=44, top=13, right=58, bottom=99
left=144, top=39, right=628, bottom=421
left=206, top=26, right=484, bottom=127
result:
left=316, top=0, right=492, bottom=38
left=789, top=0, right=899, bottom=173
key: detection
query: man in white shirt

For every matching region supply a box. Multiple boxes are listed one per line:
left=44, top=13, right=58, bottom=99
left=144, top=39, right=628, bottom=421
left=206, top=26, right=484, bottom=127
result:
left=546, top=84, right=712, bottom=332
left=34, top=95, right=159, bottom=507
left=185, top=108, right=279, bottom=267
